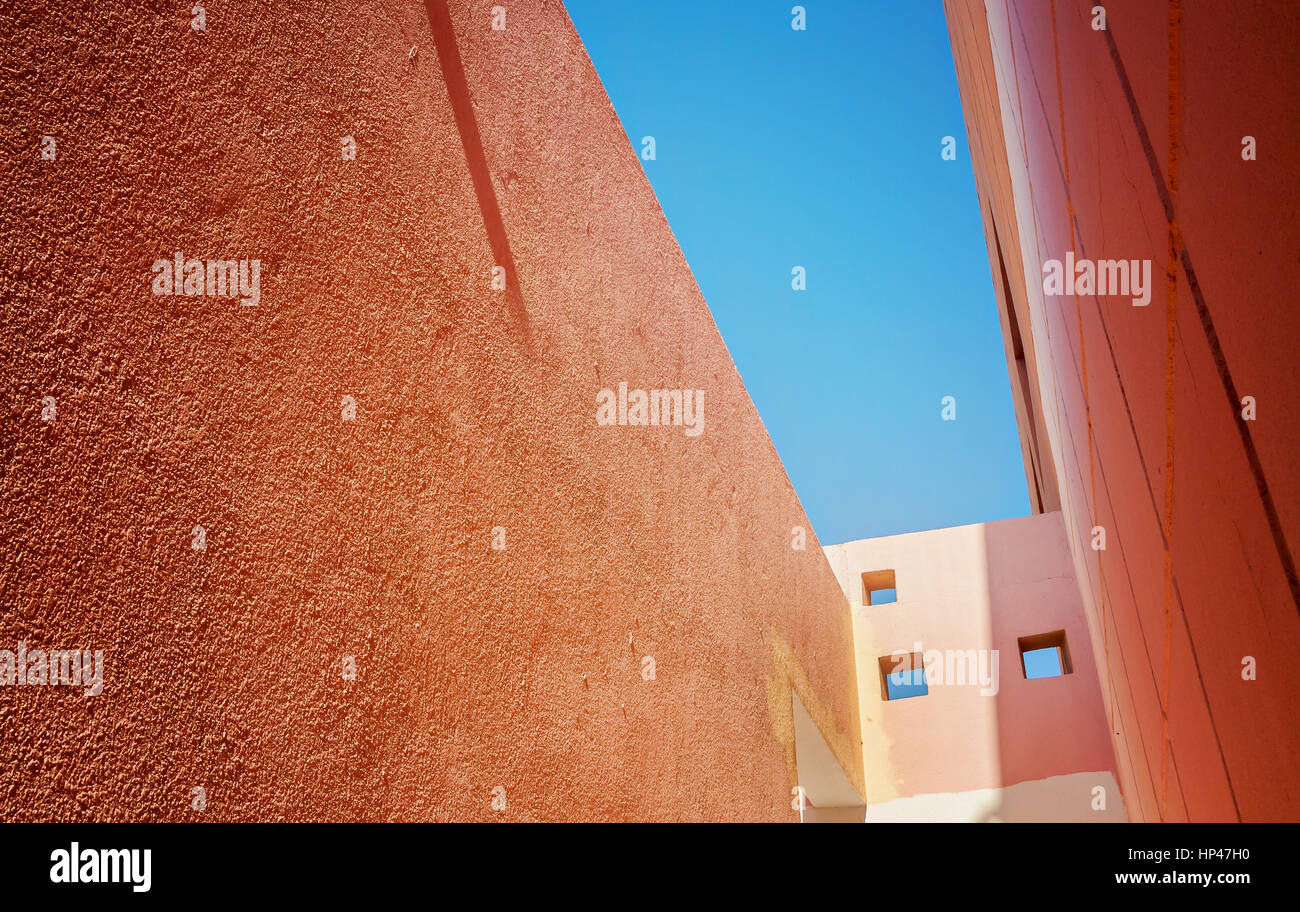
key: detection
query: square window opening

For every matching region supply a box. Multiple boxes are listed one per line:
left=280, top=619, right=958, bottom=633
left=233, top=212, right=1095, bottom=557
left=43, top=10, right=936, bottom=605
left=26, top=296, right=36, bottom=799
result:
left=878, top=652, right=928, bottom=701
left=861, top=570, right=897, bottom=606
left=1018, top=630, right=1073, bottom=679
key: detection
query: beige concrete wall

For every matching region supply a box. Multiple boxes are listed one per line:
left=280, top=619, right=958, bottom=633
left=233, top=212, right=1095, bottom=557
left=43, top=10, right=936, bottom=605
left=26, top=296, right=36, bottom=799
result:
left=864, top=771, right=1124, bottom=823
left=825, top=512, right=1123, bottom=822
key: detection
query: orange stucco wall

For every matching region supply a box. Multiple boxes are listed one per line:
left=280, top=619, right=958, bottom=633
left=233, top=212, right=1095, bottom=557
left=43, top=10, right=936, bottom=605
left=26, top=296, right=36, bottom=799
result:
left=0, top=0, right=863, bottom=821
left=945, top=0, right=1300, bottom=821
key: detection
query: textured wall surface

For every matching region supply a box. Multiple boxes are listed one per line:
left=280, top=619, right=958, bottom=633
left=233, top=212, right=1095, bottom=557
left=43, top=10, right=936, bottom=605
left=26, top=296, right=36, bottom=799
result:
left=826, top=512, right=1122, bottom=821
left=0, top=0, right=864, bottom=821
left=945, top=0, right=1300, bottom=821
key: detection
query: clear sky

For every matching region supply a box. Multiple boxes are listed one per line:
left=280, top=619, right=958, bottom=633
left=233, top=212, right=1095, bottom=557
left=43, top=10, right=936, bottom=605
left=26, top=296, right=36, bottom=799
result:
left=564, top=1, right=1030, bottom=545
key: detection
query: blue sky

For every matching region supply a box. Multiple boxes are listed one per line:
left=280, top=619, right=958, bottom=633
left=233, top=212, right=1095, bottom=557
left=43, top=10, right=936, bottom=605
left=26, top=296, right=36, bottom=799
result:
left=565, top=1, right=1030, bottom=545
left=1024, top=647, right=1065, bottom=679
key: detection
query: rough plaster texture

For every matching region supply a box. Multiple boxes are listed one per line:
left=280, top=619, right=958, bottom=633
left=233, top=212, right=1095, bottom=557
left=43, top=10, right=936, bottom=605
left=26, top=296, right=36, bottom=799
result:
left=945, top=0, right=1300, bottom=821
left=825, top=512, right=1121, bottom=821
left=0, top=0, right=863, bottom=821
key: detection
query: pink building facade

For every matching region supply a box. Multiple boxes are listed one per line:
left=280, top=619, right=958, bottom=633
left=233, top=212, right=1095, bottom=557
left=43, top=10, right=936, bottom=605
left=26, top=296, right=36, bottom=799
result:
left=825, top=512, right=1124, bottom=821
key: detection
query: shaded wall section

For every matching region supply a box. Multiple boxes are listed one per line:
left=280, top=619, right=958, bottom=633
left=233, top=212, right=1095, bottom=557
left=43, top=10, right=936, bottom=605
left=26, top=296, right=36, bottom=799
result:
left=0, top=0, right=863, bottom=821
left=944, top=0, right=1300, bottom=820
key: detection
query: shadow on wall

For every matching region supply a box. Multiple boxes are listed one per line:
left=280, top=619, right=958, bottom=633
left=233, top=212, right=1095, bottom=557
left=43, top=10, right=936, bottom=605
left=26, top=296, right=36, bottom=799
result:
left=424, top=0, right=531, bottom=349
left=791, top=691, right=866, bottom=822
left=980, top=516, right=1122, bottom=822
